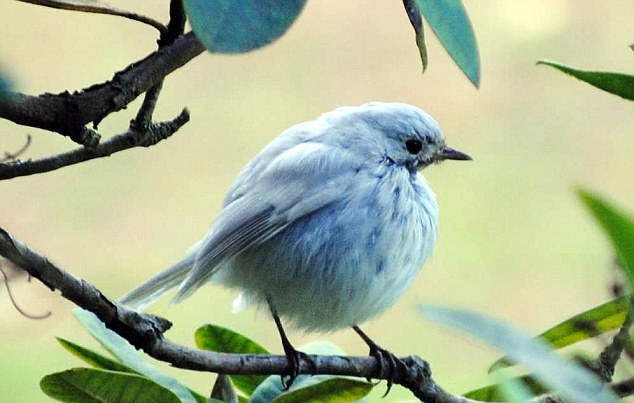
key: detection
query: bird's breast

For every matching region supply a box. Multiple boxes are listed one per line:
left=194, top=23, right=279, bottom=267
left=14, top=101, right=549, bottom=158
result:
left=221, top=168, right=439, bottom=332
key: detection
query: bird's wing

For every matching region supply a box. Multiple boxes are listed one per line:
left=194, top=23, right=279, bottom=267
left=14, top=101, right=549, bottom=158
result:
left=173, top=141, right=362, bottom=302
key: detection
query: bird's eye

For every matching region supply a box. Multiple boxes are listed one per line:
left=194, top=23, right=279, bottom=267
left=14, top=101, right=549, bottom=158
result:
left=405, top=139, right=423, bottom=154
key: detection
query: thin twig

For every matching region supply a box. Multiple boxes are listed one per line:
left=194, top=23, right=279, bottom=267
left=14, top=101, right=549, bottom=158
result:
left=160, top=0, right=187, bottom=47
left=133, top=0, right=187, bottom=128
left=15, top=0, right=167, bottom=36
left=133, top=82, right=164, bottom=129
left=613, top=376, right=634, bottom=397
left=0, top=265, right=51, bottom=319
left=1, top=134, right=32, bottom=162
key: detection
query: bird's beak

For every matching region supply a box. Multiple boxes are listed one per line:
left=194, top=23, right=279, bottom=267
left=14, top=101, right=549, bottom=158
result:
left=436, top=146, right=472, bottom=161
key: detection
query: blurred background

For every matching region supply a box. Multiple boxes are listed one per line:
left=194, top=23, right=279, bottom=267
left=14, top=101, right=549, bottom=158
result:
left=1, top=1, right=633, bottom=401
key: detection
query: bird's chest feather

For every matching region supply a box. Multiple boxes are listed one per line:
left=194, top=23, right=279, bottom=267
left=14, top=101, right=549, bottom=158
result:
left=224, top=167, right=438, bottom=330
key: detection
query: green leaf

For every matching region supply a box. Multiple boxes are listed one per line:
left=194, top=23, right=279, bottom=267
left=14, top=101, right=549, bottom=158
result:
left=578, top=189, right=634, bottom=285
left=250, top=343, right=352, bottom=403
left=464, top=375, right=547, bottom=402
left=195, top=324, right=269, bottom=396
left=57, top=338, right=134, bottom=373
left=403, top=0, right=428, bottom=72
left=414, top=0, right=480, bottom=87
left=538, top=60, right=634, bottom=101
left=495, top=371, right=535, bottom=403
left=272, top=378, right=372, bottom=403
left=183, top=0, right=307, bottom=53
left=537, top=296, right=629, bottom=348
left=73, top=308, right=198, bottom=403
left=489, top=296, right=630, bottom=371
left=421, top=304, right=617, bottom=403
left=40, top=368, right=181, bottom=403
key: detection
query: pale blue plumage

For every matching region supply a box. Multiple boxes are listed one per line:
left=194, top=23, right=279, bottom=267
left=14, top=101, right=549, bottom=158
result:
left=120, top=102, right=469, bottom=332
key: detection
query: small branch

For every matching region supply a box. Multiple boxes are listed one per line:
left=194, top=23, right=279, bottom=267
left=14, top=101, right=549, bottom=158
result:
left=159, top=0, right=187, bottom=48
left=0, top=226, right=478, bottom=403
left=133, top=0, right=186, bottom=129
left=1, top=134, right=32, bottom=162
left=592, top=301, right=633, bottom=382
left=133, top=82, right=164, bottom=129
left=15, top=0, right=167, bottom=36
left=0, top=32, right=204, bottom=145
left=613, top=376, right=634, bottom=398
left=0, top=109, right=189, bottom=180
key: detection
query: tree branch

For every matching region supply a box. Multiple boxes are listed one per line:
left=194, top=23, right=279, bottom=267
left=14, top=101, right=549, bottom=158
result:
left=592, top=302, right=633, bottom=382
left=0, top=32, right=204, bottom=145
left=613, top=376, right=634, bottom=398
left=0, top=226, right=479, bottom=402
left=15, top=0, right=168, bottom=36
left=133, top=0, right=187, bottom=130
left=0, top=108, right=189, bottom=180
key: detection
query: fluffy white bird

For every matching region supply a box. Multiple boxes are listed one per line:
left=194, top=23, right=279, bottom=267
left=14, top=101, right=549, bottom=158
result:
left=121, top=102, right=470, bottom=385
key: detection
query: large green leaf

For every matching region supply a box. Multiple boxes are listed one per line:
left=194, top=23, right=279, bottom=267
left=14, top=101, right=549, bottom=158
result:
left=421, top=304, right=617, bottom=403
left=538, top=60, right=634, bottom=101
left=73, top=308, right=198, bottom=403
left=272, top=378, right=372, bottom=403
left=195, top=324, right=269, bottom=396
left=184, top=0, right=307, bottom=53
left=489, top=296, right=630, bottom=371
left=414, top=0, right=480, bottom=87
left=464, top=375, right=547, bottom=402
left=578, top=189, right=634, bottom=286
left=57, top=338, right=134, bottom=373
left=41, top=368, right=181, bottom=403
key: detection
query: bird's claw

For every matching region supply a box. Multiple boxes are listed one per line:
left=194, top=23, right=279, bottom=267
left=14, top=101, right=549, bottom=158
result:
left=367, top=343, right=401, bottom=397
left=353, top=325, right=403, bottom=397
left=281, top=349, right=314, bottom=390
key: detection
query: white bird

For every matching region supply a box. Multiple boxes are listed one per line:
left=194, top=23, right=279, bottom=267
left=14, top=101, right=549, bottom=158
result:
left=121, top=102, right=470, bottom=386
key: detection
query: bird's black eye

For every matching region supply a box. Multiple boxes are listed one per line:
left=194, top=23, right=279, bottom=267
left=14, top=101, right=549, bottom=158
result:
left=405, top=139, right=423, bottom=154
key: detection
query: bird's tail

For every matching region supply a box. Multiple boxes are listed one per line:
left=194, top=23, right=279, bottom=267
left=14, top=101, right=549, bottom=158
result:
left=119, top=255, right=195, bottom=311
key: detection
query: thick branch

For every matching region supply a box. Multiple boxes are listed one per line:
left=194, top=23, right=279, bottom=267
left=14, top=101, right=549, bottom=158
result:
left=0, top=32, right=204, bottom=145
left=0, top=109, right=189, bottom=180
left=0, top=226, right=476, bottom=403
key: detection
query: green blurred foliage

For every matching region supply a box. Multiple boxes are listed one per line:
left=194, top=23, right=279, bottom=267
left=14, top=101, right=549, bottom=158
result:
left=1, top=1, right=634, bottom=402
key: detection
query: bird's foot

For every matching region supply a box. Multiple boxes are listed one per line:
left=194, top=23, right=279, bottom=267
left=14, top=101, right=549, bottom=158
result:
left=268, top=299, right=316, bottom=390
left=280, top=345, right=315, bottom=390
left=353, top=326, right=402, bottom=397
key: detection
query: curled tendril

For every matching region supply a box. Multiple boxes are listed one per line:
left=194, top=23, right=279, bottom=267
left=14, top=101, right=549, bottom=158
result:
left=0, top=265, right=51, bottom=320
left=1, top=134, right=32, bottom=163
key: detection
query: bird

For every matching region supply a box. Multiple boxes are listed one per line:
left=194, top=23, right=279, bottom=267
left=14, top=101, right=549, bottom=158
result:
left=120, top=102, right=471, bottom=389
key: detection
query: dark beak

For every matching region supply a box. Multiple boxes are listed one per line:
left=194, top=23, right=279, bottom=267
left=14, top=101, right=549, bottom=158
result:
left=437, top=146, right=472, bottom=161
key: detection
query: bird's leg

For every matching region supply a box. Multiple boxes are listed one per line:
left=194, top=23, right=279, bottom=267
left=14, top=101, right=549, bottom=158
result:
left=352, top=325, right=401, bottom=396
left=268, top=299, right=313, bottom=389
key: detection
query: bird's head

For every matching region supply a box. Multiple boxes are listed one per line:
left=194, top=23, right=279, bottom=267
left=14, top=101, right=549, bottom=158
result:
left=326, top=102, right=471, bottom=172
